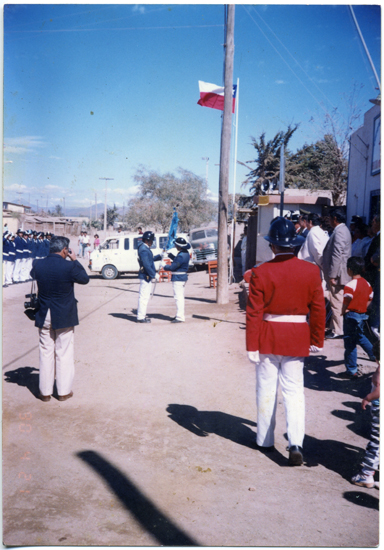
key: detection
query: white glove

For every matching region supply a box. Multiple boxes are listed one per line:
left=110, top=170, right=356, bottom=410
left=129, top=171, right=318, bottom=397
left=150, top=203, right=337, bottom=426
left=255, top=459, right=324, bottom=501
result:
left=161, top=250, right=167, bottom=259
left=160, top=259, right=167, bottom=267
left=247, top=351, right=260, bottom=364
left=309, top=345, right=323, bottom=353
left=155, top=273, right=160, bottom=282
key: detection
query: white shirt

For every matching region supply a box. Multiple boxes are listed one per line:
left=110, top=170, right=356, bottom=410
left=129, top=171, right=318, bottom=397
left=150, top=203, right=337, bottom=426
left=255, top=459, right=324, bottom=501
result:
left=297, top=225, right=329, bottom=268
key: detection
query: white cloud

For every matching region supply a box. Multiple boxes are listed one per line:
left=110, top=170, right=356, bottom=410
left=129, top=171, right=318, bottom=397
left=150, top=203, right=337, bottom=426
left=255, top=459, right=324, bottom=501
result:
left=112, top=185, right=140, bottom=196
left=3, top=136, right=46, bottom=155
left=206, top=189, right=218, bottom=202
left=45, top=184, right=62, bottom=190
left=275, top=80, right=285, bottom=85
left=132, top=4, right=145, bottom=14
left=5, top=183, right=27, bottom=191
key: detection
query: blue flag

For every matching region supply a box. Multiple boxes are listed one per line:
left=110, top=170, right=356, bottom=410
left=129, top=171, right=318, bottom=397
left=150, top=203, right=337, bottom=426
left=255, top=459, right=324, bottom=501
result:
left=165, top=208, right=179, bottom=250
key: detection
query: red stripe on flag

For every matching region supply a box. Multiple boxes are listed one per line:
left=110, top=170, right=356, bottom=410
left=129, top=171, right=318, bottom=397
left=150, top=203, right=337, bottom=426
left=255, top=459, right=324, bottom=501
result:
left=197, top=93, right=235, bottom=114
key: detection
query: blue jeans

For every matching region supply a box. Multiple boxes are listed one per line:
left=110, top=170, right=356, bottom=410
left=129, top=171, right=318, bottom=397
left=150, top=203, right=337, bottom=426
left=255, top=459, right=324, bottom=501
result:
left=343, top=311, right=374, bottom=374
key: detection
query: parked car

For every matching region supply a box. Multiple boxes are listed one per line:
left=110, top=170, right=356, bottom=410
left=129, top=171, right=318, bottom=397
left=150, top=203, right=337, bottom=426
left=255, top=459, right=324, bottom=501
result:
left=190, top=226, right=219, bottom=266
left=88, top=233, right=193, bottom=280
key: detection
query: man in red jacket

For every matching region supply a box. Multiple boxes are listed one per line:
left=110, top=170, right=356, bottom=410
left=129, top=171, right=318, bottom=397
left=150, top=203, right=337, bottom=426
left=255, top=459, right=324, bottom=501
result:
left=246, top=217, right=325, bottom=465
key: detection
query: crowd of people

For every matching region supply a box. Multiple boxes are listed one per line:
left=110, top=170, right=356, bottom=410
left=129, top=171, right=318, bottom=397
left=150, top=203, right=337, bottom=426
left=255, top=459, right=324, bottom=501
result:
left=2, top=228, right=52, bottom=286
left=4, top=208, right=380, bottom=489
left=245, top=209, right=380, bottom=488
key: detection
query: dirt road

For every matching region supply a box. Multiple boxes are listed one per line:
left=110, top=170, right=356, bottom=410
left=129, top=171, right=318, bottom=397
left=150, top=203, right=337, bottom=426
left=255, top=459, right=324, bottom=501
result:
left=2, top=257, right=379, bottom=546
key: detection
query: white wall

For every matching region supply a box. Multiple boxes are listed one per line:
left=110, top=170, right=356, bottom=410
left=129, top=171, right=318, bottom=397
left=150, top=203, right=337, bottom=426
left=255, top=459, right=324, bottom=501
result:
left=347, top=103, right=380, bottom=225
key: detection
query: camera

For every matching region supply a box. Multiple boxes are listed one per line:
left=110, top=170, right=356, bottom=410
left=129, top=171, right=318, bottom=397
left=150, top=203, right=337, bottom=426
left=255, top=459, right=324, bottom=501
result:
left=24, top=293, right=39, bottom=309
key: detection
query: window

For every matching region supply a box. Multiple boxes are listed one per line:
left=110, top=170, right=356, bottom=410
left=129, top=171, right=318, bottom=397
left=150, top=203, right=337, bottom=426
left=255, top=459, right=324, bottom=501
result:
left=159, top=236, right=168, bottom=249
left=191, top=230, right=206, bottom=241
left=206, top=229, right=218, bottom=238
left=124, top=238, right=129, bottom=250
left=134, top=237, right=156, bottom=250
left=100, top=238, right=119, bottom=250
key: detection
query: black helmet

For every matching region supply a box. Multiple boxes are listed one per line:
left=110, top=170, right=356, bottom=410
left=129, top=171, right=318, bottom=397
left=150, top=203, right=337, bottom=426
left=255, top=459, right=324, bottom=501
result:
left=142, top=231, right=155, bottom=242
left=174, top=236, right=191, bottom=250
left=264, top=217, right=305, bottom=247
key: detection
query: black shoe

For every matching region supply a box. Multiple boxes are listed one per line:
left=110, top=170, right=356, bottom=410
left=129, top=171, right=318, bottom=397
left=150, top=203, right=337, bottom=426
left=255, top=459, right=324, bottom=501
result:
left=336, top=371, right=358, bottom=380
left=171, top=319, right=184, bottom=323
left=137, top=318, right=151, bottom=323
left=288, top=445, right=303, bottom=466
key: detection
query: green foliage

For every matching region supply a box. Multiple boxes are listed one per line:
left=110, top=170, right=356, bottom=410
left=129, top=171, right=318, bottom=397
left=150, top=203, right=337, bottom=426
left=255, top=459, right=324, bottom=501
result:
left=241, top=125, right=299, bottom=195
left=290, top=134, right=348, bottom=205
left=101, top=204, right=119, bottom=227
left=124, top=167, right=217, bottom=232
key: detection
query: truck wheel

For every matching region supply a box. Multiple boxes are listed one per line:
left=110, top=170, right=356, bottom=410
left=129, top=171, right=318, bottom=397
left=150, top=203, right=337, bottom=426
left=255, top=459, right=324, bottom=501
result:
left=101, top=265, right=118, bottom=280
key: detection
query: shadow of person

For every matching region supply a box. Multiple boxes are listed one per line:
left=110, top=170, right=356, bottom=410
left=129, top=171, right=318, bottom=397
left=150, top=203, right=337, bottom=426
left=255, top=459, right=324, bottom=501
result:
left=331, top=400, right=371, bottom=438
left=109, top=313, right=138, bottom=323
left=166, top=404, right=288, bottom=466
left=166, top=404, right=256, bottom=449
left=77, top=450, right=199, bottom=546
left=303, top=434, right=365, bottom=480
left=304, top=355, right=371, bottom=397
left=4, top=366, right=40, bottom=398
left=343, top=491, right=379, bottom=511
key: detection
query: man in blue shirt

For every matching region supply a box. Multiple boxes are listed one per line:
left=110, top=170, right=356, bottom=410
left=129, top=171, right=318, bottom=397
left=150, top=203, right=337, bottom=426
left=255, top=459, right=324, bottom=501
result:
left=136, top=231, right=162, bottom=323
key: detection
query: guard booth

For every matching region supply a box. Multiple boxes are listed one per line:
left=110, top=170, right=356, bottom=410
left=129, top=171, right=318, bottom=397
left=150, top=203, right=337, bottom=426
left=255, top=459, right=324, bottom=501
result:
left=246, top=189, right=333, bottom=269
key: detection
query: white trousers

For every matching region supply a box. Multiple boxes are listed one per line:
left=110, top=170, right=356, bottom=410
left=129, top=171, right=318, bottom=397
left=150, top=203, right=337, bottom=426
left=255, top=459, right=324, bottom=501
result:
left=39, top=310, right=75, bottom=396
left=22, top=257, right=32, bottom=280
left=256, top=354, right=305, bottom=448
left=13, top=259, right=23, bottom=282
left=172, top=281, right=186, bottom=321
left=137, top=279, right=153, bottom=320
left=4, top=261, right=15, bottom=284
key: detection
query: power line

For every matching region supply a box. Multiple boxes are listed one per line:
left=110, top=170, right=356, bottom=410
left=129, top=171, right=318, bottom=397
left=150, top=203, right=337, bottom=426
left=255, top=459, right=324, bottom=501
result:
left=250, top=6, right=337, bottom=112
left=243, top=5, right=329, bottom=115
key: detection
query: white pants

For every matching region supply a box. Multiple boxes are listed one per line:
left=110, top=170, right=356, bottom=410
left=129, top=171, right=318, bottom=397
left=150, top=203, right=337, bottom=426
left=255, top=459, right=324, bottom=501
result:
left=256, top=354, right=305, bottom=448
left=137, top=279, right=153, bottom=320
left=4, top=261, right=15, bottom=284
left=172, top=281, right=186, bottom=321
left=39, top=310, right=75, bottom=396
left=22, top=257, right=32, bottom=281
left=13, top=259, right=23, bottom=282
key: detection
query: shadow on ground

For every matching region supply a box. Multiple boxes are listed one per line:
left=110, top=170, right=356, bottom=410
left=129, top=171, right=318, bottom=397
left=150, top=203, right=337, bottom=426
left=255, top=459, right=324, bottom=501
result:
left=304, top=355, right=372, bottom=397
left=77, top=450, right=199, bottom=546
left=4, top=366, right=40, bottom=398
left=343, top=491, right=379, bottom=511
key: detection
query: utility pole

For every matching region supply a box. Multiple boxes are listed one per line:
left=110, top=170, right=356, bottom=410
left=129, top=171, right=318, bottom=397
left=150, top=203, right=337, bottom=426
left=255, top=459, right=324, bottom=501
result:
left=63, top=197, right=66, bottom=217
left=95, top=193, right=98, bottom=225
left=99, top=178, right=114, bottom=239
left=217, top=4, right=235, bottom=305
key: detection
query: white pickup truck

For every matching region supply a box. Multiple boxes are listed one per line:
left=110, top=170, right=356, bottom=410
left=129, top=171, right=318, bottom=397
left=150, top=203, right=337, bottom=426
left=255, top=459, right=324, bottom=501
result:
left=88, top=233, right=193, bottom=279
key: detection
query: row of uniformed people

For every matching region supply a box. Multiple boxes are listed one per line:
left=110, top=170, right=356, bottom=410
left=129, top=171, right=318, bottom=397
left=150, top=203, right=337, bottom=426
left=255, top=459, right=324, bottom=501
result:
left=3, top=229, right=53, bottom=286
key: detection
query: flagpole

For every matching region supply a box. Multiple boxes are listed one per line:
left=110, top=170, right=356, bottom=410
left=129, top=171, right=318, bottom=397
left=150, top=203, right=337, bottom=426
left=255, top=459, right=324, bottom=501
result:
left=229, top=77, right=239, bottom=284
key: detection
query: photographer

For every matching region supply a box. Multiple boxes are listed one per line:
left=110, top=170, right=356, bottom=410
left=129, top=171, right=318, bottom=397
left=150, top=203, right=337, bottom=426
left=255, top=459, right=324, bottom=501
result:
left=30, top=236, right=89, bottom=402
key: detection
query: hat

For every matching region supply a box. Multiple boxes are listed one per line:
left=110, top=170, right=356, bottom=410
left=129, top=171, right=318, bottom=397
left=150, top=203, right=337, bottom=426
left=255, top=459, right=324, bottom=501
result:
left=264, top=217, right=305, bottom=247
left=142, top=231, right=155, bottom=242
left=174, top=237, right=191, bottom=250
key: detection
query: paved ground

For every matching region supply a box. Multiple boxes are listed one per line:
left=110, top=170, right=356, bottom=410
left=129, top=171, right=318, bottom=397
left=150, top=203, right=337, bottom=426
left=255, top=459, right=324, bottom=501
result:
left=2, top=250, right=379, bottom=547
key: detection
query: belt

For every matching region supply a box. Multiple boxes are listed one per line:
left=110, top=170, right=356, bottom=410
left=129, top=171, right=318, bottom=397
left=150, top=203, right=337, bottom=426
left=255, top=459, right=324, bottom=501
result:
left=172, top=272, right=187, bottom=275
left=263, top=314, right=307, bottom=323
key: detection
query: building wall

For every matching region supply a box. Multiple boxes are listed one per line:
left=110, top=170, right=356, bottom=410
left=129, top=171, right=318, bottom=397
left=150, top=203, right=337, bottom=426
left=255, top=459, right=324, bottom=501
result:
left=347, top=103, right=380, bottom=225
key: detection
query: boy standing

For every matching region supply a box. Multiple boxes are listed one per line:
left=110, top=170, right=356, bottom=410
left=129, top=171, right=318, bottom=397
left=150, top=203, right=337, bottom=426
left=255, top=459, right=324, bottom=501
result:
left=340, top=257, right=375, bottom=379
left=351, top=340, right=380, bottom=488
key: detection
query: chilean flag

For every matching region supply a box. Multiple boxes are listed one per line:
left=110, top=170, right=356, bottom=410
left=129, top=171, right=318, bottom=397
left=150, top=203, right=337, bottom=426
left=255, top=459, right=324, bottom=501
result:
left=197, top=80, right=237, bottom=113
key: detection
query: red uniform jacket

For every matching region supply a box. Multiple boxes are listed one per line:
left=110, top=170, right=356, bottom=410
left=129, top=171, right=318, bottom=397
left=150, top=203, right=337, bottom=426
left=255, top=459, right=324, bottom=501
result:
left=246, top=255, right=325, bottom=356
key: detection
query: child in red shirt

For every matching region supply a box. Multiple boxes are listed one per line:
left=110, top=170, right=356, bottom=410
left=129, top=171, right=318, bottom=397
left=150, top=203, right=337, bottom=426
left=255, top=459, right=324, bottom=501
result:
left=340, top=257, right=375, bottom=379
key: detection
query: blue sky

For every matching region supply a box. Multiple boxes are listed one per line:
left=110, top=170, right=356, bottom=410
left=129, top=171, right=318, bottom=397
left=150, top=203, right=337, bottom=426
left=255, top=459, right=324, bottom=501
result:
left=3, top=3, right=381, bottom=213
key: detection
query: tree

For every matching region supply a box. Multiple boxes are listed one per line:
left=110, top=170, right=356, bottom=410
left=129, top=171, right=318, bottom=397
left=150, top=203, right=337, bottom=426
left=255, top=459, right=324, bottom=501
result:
left=48, top=204, right=64, bottom=217
left=101, top=204, right=119, bottom=227
left=240, top=125, right=299, bottom=195
left=289, top=134, right=348, bottom=205
left=124, top=167, right=217, bottom=232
